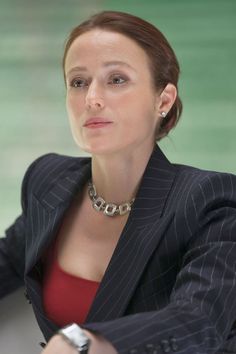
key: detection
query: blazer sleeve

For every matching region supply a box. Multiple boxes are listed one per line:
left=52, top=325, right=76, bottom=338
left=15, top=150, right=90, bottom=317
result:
left=0, top=155, right=49, bottom=299
left=83, top=172, right=236, bottom=354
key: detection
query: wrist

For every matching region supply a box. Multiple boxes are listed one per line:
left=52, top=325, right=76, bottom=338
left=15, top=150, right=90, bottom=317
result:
left=58, top=323, right=90, bottom=353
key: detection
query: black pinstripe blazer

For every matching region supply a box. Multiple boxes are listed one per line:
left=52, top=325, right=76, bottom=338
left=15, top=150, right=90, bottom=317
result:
left=1, top=144, right=236, bottom=354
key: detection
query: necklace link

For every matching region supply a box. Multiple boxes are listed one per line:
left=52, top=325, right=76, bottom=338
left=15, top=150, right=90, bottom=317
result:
left=104, top=203, right=117, bottom=216
left=88, top=181, right=134, bottom=217
left=119, top=203, right=132, bottom=215
left=93, top=196, right=106, bottom=211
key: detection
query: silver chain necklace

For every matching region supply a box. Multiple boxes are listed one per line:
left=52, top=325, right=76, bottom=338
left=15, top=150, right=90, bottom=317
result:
left=88, top=180, right=135, bottom=217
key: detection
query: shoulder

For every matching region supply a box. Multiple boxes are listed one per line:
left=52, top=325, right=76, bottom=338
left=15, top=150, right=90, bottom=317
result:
left=170, top=163, right=236, bottom=238
left=173, top=163, right=236, bottom=201
left=26, top=152, right=89, bottom=172
left=20, top=153, right=90, bottom=209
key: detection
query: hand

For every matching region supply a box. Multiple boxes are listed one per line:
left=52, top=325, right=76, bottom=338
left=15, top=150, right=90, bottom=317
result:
left=41, top=334, right=77, bottom=354
left=41, top=330, right=118, bottom=354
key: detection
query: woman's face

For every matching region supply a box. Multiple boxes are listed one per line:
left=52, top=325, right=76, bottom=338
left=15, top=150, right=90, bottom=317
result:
left=65, top=29, right=162, bottom=156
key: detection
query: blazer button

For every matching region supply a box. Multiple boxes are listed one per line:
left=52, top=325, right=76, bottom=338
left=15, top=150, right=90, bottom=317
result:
left=170, top=337, right=178, bottom=351
left=39, top=342, right=46, bottom=348
left=24, top=289, right=31, bottom=304
left=160, top=339, right=171, bottom=353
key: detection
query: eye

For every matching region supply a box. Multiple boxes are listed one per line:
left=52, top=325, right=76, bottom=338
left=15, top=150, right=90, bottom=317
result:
left=108, top=74, right=128, bottom=86
left=70, top=78, right=88, bottom=88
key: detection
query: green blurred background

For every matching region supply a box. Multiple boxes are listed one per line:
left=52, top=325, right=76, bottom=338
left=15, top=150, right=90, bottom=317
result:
left=1, top=0, right=236, bottom=236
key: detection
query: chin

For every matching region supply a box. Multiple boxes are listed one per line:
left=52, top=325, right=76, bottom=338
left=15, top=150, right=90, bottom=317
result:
left=75, top=140, right=114, bottom=156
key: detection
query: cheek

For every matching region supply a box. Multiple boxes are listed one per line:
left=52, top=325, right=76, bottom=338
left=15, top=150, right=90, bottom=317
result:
left=66, top=96, right=82, bottom=138
left=66, top=94, right=74, bottom=116
left=117, top=91, right=156, bottom=121
left=66, top=93, right=84, bottom=116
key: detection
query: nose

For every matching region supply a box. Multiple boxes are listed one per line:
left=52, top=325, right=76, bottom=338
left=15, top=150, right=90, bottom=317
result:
left=85, top=81, right=105, bottom=111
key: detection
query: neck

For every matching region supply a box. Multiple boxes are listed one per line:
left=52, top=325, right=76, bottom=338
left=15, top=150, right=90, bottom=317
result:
left=90, top=143, right=156, bottom=204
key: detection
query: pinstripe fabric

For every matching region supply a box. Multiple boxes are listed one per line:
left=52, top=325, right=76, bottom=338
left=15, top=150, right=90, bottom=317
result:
left=1, top=144, right=236, bottom=354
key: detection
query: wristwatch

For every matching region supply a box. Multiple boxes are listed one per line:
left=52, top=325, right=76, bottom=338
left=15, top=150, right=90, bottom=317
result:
left=58, top=323, right=91, bottom=353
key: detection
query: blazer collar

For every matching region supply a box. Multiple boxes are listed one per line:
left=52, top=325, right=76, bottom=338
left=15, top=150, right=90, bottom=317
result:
left=129, top=144, right=176, bottom=224
left=40, top=157, right=92, bottom=212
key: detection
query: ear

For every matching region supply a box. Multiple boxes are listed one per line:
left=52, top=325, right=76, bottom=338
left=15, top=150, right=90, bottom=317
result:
left=155, top=83, right=177, bottom=115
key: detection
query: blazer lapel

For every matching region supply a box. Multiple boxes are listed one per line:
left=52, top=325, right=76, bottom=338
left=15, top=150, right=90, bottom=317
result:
left=25, top=157, right=92, bottom=274
left=86, top=144, right=177, bottom=322
left=25, top=156, right=93, bottom=335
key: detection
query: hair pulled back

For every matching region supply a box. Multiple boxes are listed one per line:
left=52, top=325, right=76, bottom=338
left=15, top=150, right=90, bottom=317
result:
left=63, top=11, right=183, bottom=139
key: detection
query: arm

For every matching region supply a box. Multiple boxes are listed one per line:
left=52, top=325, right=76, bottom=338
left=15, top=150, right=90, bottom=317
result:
left=42, top=331, right=117, bottom=354
left=0, top=154, right=51, bottom=299
left=0, top=176, right=29, bottom=299
left=0, top=215, right=25, bottom=298
left=43, top=172, right=236, bottom=354
left=83, top=172, right=236, bottom=353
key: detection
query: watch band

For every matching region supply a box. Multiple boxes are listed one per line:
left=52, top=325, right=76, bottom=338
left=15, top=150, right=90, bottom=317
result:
left=58, top=323, right=90, bottom=353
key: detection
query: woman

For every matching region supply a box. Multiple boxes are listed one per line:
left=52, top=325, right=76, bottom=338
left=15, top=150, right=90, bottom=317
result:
left=1, top=10, right=236, bottom=354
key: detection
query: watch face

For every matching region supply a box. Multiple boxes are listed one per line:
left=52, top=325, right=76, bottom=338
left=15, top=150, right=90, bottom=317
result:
left=60, top=324, right=90, bottom=353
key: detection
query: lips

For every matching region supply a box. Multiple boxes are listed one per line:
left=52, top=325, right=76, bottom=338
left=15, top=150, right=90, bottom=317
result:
left=84, top=117, right=112, bottom=127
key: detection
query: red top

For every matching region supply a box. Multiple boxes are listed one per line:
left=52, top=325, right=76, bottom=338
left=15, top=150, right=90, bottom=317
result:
left=42, top=240, right=100, bottom=326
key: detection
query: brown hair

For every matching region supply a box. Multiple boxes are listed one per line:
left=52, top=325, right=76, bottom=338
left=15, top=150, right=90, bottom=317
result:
left=63, top=11, right=183, bottom=139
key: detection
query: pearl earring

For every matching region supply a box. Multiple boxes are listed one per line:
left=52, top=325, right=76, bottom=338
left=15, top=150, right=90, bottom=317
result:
left=160, top=111, right=167, bottom=118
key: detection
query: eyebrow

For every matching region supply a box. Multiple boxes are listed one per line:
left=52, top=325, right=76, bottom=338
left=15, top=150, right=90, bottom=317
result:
left=66, top=60, right=136, bottom=76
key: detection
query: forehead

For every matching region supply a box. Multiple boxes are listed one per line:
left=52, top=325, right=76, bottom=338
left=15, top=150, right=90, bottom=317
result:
left=64, top=29, right=150, bottom=72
